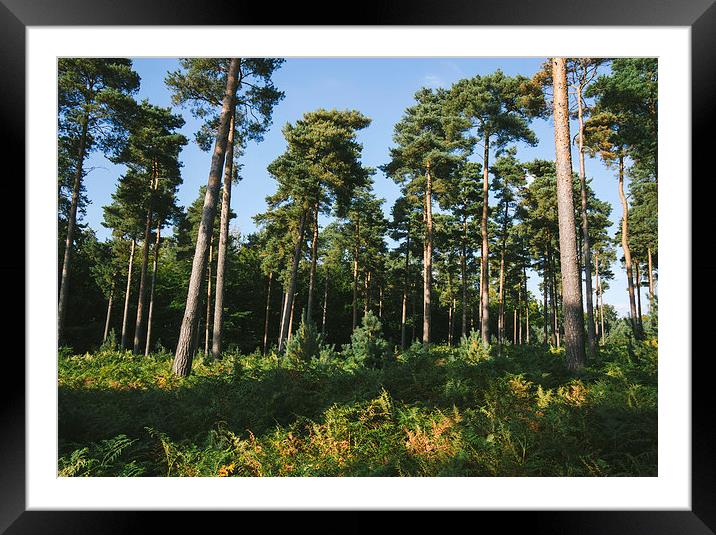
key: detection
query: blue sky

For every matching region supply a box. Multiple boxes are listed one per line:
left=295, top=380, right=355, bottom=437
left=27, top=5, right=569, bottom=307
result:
left=80, top=57, right=646, bottom=317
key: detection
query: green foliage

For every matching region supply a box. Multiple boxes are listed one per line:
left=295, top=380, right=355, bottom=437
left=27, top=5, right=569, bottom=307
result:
left=284, top=314, right=322, bottom=363
left=457, top=329, right=493, bottom=363
left=58, top=434, right=146, bottom=477
left=59, top=340, right=656, bottom=477
left=342, top=312, right=391, bottom=369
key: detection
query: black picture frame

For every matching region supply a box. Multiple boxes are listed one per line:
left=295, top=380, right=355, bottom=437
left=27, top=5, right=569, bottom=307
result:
left=2, top=0, right=713, bottom=532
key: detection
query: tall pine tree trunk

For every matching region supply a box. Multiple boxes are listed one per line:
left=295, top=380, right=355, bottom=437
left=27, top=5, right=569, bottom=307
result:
left=552, top=254, right=562, bottom=348
left=133, top=178, right=155, bottom=354
left=461, top=220, right=468, bottom=338
left=287, top=292, right=296, bottom=340
left=401, top=231, right=410, bottom=349
left=205, top=240, right=214, bottom=357
left=635, top=260, right=643, bottom=327
left=448, top=300, right=454, bottom=346
left=549, top=249, right=558, bottom=347
left=211, top=111, right=235, bottom=359
left=423, top=164, right=433, bottom=346
left=543, top=253, right=549, bottom=346
left=647, top=246, right=655, bottom=310
left=278, top=210, right=307, bottom=352
left=594, top=252, right=601, bottom=341
left=618, top=155, right=641, bottom=338
left=306, top=202, right=320, bottom=321
left=518, top=284, right=523, bottom=344
left=103, top=279, right=116, bottom=343
left=552, top=57, right=586, bottom=370
left=379, top=284, right=383, bottom=319
left=523, top=264, right=529, bottom=344
left=478, top=251, right=482, bottom=332
left=58, top=111, right=89, bottom=343
left=480, top=139, right=490, bottom=345
left=172, top=58, right=240, bottom=376
left=121, top=239, right=136, bottom=350
left=447, top=269, right=454, bottom=346
left=411, top=279, right=416, bottom=342
left=497, top=201, right=508, bottom=344
left=576, top=85, right=597, bottom=359
left=599, top=277, right=605, bottom=344
left=352, top=218, right=360, bottom=330
left=364, top=270, right=370, bottom=316
left=321, top=273, right=329, bottom=334
left=263, top=272, right=273, bottom=355
left=278, top=290, right=288, bottom=347
left=144, top=222, right=162, bottom=356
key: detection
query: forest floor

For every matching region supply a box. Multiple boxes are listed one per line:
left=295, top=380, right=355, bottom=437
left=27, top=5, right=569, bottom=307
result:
left=58, top=337, right=658, bottom=477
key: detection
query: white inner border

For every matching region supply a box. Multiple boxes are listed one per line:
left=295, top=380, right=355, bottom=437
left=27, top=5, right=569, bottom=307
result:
left=27, top=27, right=690, bottom=510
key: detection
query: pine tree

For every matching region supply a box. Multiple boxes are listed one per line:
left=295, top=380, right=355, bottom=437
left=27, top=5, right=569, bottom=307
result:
left=171, top=58, right=241, bottom=377
left=448, top=70, right=545, bottom=345
left=552, top=57, right=586, bottom=370
left=383, top=88, right=468, bottom=346
left=58, top=59, right=140, bottom=342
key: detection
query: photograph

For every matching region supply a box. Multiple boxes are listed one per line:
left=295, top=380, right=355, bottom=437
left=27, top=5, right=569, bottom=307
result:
left=56, top=56, right=659, bottom=478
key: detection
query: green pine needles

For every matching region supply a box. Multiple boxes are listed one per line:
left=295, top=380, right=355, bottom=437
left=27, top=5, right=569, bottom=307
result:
left=342, top=312, right=391, bottom=369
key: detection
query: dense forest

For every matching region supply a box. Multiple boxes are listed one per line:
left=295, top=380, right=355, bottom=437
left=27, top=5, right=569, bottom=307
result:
left=58, top=57, right=658, bottom=477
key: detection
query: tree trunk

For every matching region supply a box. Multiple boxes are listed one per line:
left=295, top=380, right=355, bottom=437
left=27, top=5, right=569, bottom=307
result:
left=647, top=246, right=655, bottom=310
left=121, top=239, right=136, bottom=350
left=204, top=240, right=214, bottom=357
left=211, top=111, right=235, bottom=359
left=277, top=290, right=288, bottom=347
left=576, top=84, right=597, bottom=359
left=321, top=272, right=329, bottom=335
left=448, top=299, right=454, bottom=346
left=144, top=222, right=162, bottom=356
left=599, top=276, right=605, bottom=344
left=618, top=155, right=641, bottom=338
left=549, top=249, right=558, bottom=347
left=513, top=308, right=517, bottom=345
left=447, top=268, right=454, bottom=346
left=379, top=284, right=384, bottom=319
left=278, top=210, right=307, bottom=352
left=411, top=280, right=416, bottom=342
left=288, top=292, right=296, bottom=340
left=461, top=219, right=468, bottom=338
left=498, top=251, right=505, bottom=344
left=133, top=179, right=155, bottom=354
left=401, top=230, right=410, bottom=349
left=635, top=260, right=643, bottom=328
left=423, top=164, right=433, bottom=346
left=480, top=138, right=490, bottom=345
left=518, top=284, right=523, bottom=345
left=524, top=264, right=529, bottom=344
left=263, top=272, right=273, bottom=355
left=172, top=58, right=240, bottom=377
left=364, top=270, right=370, bottom=316
left=498, top=200, right=509, bottom=344
left=103, top=279, right=116, bottom=343
left=552, top=57, right=586, bottom=370
left=352, top=218, right=360, bottom=330
left=543, top=253, right=549, bottom=346
left=594, top=252, right=601, bottom=341
left=58, top=110, right=89, bottom=343
left=553, top=254, right=562, bottom=348
left=306, top=201, right=320, bottom=321
left=478, top=249, right=483, bottom=333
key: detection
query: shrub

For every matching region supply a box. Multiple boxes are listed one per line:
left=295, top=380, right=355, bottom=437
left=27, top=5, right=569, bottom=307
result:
left=457, top=329, right=492, bottom=363
left=284, top=313, right=322, bottom=363
left=342, top=311, right=390, bottom=369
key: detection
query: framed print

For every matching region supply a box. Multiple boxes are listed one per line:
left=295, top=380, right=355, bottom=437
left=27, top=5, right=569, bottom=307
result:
left=3, top=0, right=714, bottom=532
